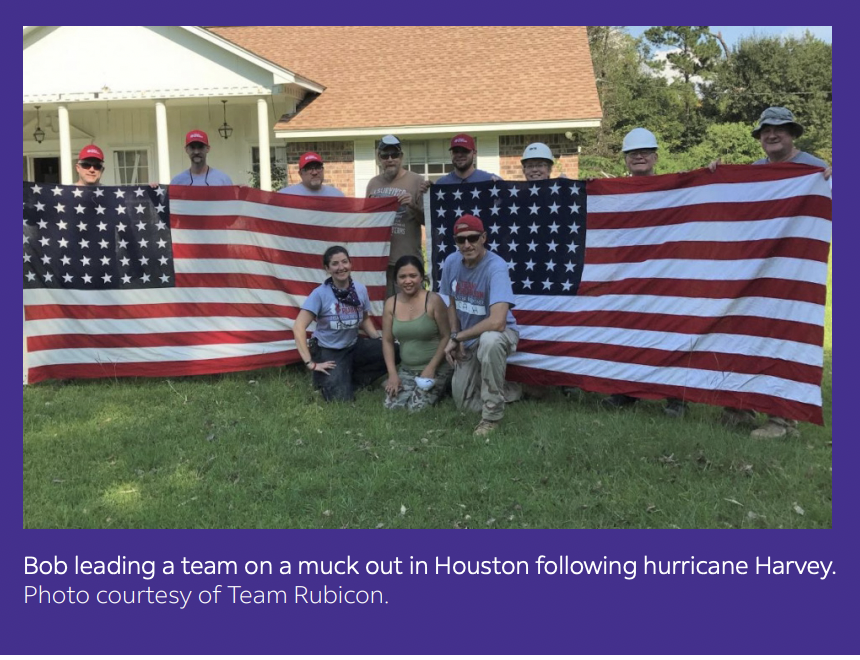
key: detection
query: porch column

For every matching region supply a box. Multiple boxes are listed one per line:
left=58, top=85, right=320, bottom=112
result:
left=58, top=105, right=73, bottom=184
left=257, top=98, right=272, bottom=191
left=155, top=101, right=170, bottom=184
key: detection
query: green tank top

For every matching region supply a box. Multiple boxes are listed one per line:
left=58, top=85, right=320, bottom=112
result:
left=392, top=294, right=442, bottom=370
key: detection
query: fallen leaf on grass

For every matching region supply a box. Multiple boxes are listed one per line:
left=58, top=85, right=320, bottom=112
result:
left=51, top=479, right=64, bottom=484
left=658, top=454, right=678, bottom=465
left=793, top=503, right=805, bottom=516
left=400, top=504, right=407, bottom=517
left=322, top=510, right=332, bottom=517
left=486, top=518, right=496, bottom=526
left=724, top=498, right=744, bottom=507
left=294, top=439, right=304, bottom=446
left=375, top=523, right=385, bottom=529
left=747, top=511, right=763, bottom=520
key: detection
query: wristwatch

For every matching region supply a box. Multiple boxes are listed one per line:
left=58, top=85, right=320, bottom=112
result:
left=450, top=332, right=460, bottom=343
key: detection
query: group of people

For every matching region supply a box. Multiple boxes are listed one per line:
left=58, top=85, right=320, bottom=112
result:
left=69, top=106, right=830, bottom=440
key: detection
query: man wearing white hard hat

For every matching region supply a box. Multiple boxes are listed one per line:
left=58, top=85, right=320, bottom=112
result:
left=521, top=142, right=555, bottom=181
left=601, top=128, right=688, bottom=418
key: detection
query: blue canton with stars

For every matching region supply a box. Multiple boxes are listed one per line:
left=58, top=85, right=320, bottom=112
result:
left=23, top=182, right=174, bottom=290
left=429, top=178, right=587, bottom=295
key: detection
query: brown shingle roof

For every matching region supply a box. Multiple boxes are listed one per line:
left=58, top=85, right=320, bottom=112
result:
left=207, top=26, right=602, bottom=132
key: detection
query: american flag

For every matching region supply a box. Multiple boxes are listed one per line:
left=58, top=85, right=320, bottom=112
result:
left=429, top=165, right=832, bottom=424
left=23, top=183, right=397, bottom=384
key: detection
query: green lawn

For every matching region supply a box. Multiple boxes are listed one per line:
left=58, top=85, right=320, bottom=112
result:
left=23, top=263, right=832, bottom=530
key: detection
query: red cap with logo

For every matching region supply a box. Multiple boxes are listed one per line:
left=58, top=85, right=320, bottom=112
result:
left=453, top=214, right=484, bottom=235
left=78, top=145, right=104, bottom=162
left=185, top=130, right=210, bottom=147
left=449, top=133, right=476, bottom=151
left=299, top=152, right=324, bottom=169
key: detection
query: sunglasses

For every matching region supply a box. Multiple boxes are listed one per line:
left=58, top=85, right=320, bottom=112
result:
left=379, top=152, right=402, bottom=161
left=455, top=234, right=483, bottom=245
left=77, top=162, right=103, bottom=171
left=302, top=164, right=324, bottom=172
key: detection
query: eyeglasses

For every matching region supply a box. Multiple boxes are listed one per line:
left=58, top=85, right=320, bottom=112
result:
left=379, top=152, right=402, bottom=161
left=523, top=160, right=551, bottom=169
left=77, top=162, right=103, bottom=171
left=455, top=234, right=483, bottom=245
left=187, top=142, right=207, bottom=150
left=625, top=149, right=657, bottom=158
left=302, top=164, right=324, bottom=172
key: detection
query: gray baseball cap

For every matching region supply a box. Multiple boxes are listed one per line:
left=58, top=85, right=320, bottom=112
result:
left=377, top=135, right=402, bottom=152
left=752, top=107, right=804, bottom=139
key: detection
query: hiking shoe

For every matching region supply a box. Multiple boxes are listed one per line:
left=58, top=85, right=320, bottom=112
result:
left=601, top=393, right=638, bottom=409
left=663, top=399, right=688, bottom=418
left=751, top=421, right=801, bottom=440
left=720, top=408, right=757, bottom=428
left=474, top=419, right=500, bottom=437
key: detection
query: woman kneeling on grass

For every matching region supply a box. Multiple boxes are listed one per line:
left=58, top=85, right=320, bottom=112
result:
left=382, top=255, right=453, bottom=411
left=294, top=246, right=390, bottom=402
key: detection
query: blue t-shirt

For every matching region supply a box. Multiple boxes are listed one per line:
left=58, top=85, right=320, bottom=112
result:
left=169, top=167, right=233, bottom=186
left=753, top=151, right=828, bottom=168
left=278, top=183, right=345, bottom=197
left=302, top=281, right=372, bottom=350
left=435, top=169, right=499, bottom=185
left=439, top=250, right=517, bottom=342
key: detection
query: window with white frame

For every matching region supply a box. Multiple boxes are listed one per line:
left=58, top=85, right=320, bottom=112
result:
left=251, top=146, right=289, bottom=174
left=386, top=139, right=454, bottom=182
left=113, top=149, right=150, bottom=185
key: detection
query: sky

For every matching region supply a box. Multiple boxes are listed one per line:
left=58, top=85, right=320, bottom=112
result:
left=627, top=26, right=832, bottom=46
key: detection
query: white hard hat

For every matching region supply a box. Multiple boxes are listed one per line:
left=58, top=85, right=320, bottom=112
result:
left=622, top=128, right=659, bottom=152
left=521, top=142, right=555, bottom=163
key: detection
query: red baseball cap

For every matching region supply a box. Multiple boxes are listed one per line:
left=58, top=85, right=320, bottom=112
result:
left=450, top=133, right=476, bottom=151
left=299, top=152, right=324, bottom=169
left=185, top=130, right=210, bottom=147
left=453, top=214, right=484, bottom=235
left=78, top=145, right=104, bottom=162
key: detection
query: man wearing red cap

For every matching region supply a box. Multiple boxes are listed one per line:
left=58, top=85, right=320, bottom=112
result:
left=75, top=145, right=105, bottom=186
left=279, top=152, right=344, bottom=197
left=440, top=214, right=522, bottom=437
left=170, top=130, right=233, bottom=186
left=435, top=134, right=501, bottom=185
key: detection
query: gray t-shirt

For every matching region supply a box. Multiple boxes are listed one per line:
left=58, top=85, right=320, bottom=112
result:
left=278, top=183, right=345, bottom=197
left=170, top=167, right=233, bottom=186
left=436, top=169, right=499, bottom=185
left=753, top=151, right=828, bottom=168
left=439, top=250, right=517, bottom=342
left=302, top=281, right=372, bottom=350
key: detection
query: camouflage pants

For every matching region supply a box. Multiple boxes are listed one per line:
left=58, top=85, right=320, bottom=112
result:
left=452, top=329, right=522, bottom=422
left=384, top=363, right=453, bottom=412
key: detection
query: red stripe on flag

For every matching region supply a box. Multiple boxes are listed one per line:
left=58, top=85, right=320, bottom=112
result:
left=171, top=214, right=393, bottom=242
left=514, top=310, right=824, bottom=346
left=173, top=243, right=388, bottom=271
left=517, top=339, right=823, bottom=385
left=576, top=278, right=826, bottom=305
left=506, top=364, right=824, bottom=425
left=28, top=330, right=294, bottom=351
left=26, top=303, right=301, bottom=322
left=586, top=237, right=831, bottom=265
left=27, top=350, right=300, bottom=384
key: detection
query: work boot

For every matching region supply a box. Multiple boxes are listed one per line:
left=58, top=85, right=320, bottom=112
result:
left=751, top=418, right=800, bottom=440
left=474, top=419, right=500, bottom=437
left=663, top=398, right=688, bottom=418
left=601, top=393, right=638, bottom=409
left=720, top=407, right=757, bottom=428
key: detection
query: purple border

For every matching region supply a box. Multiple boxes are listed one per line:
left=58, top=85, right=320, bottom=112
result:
left=13, top=22, right=847, bottom=656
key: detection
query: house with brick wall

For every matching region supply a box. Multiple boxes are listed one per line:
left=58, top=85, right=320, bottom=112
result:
left=23, top=26, right=601, bottom=193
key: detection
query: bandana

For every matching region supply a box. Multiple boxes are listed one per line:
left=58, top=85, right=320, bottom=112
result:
left=325, top=277, right=362, bottom=309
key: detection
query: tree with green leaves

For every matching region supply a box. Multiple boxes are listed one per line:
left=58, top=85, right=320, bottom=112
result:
left=706, top=32, right=832, bottom=163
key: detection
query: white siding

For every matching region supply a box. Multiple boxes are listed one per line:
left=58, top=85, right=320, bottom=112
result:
left=479, top=134, right=501, bottom=177
left=354, top=139, right=378, bottom=197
